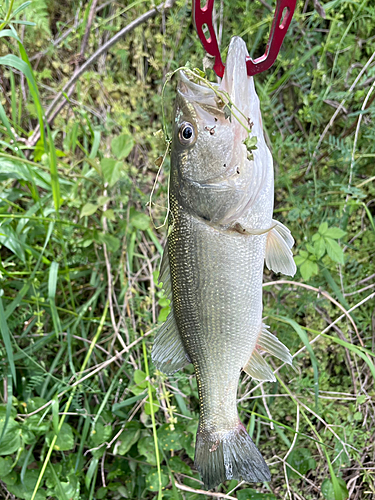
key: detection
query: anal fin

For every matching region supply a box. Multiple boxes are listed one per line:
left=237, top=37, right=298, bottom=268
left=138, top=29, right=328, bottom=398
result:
left=244, top=323, right=293, bottom=382
left=243, top=349, right=276, bottom=382
left=265, top=220, right=296, bottom=276
left=258, top=324, right=293, bottom=365
left=151, top=306, right=191, bottom=375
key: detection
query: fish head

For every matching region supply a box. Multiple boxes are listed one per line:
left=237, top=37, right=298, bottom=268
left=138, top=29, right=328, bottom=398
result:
left=172, top=72, right=236, bottom=185
left=171, top=37, right=272, bottom=224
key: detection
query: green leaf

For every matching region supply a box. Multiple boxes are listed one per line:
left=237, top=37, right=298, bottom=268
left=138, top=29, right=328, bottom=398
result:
left=157, top=305, right=170, bottom=323
left=11, top=2, right=32, bottom=19
left=314, top=236, right=326, bottom=260
left=243, top=136, right=258, bottom=151
left=0, top=456, right=13, bottom=477
left=0, top=225, right=25, bottom=262
left=2, top=471, right=18, bottom=486
left=46, top=423, right=74, bottom=451
left=137, top=435, right=157, bottom=465
left=134, top=369, right=147, bottom=388
left=8, top=470, right=47, bottom=500
left=117, top=423, right=141, bottom=455
left=357, top=394, right=366, bottom=405
left=111, top=134, right=134, bottom=160
left=224, top=103, right=232, bottom=121
left=158, top=424, right=183, bottom=451
left=102, top=209, right=115, bottom=221
left=97, top=233, right=120, bottom=253
left=129, top=209, right=149, bottom=231
left=305, top=243, right=315, bottom=254
left=318, top=222, right=328, bottom=235
left=24, top=414, right=50, bottom=435
left=324, top=227, right=346, bottom=239
left=97, top=195, right=110, bottom=206
left=325, top=238, right=344, bottom=264
left=144, top=398, right=160, bottom=415
left=145, top=469, right=168, bottom=492
left=101, top=158, right=123, bottom=187
left=53, top=473, right=80, bottom=500
left=321, top=477, right=349, bottom=500
left=300, top=259, right=318, bottom=280
left=286, top=448, right=317, bottom=479
left=112, top=392, right=147, bottom=415
left=294, top=255, right=306, bottom=266
left=168, top=456, right=191, bottom=475
left=0, top=158, right=33, bottom=181
left=96, top=487, right=108, bottom=500
left=0, top=415, right=21, bottom=455
left=89, top=422, right=112, bottom=448
left=80, top=203, right=98, bottom=218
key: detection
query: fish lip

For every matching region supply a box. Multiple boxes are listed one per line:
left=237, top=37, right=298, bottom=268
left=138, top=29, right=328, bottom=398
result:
left=178, top=70, right=218, bottom=105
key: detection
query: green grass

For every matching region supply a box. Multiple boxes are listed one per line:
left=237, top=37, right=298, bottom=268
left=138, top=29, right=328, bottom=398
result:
left=0, top=0, right=374, bottom=499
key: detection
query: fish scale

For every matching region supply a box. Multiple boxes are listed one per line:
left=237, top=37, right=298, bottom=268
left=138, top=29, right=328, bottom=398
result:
left=169, top=204, right=265, bottom=432
left=152, top=37, right=297, bottom=489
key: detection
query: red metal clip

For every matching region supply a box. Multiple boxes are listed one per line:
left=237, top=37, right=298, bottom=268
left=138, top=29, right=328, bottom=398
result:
left=193, top=0, right=297, bottom=78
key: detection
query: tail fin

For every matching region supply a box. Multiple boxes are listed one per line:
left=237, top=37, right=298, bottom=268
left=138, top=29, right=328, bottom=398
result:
left=195, top=422, right=271, bottom=490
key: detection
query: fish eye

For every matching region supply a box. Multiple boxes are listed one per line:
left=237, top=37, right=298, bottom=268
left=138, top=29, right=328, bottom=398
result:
left=178, top=122, right=195, bottom=145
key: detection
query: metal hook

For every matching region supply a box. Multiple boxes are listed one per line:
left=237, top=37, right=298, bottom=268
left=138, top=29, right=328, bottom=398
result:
left=193, top=0, right=297, bottom=78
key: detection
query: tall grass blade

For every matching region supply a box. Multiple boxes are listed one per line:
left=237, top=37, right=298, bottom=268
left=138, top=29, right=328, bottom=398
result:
left=321, top=333, right=375, bottom=379
left=142, top=333, right=163, bottom=500
left=48, top=261, right=61, bottom=338
left=274, top=315, right=320, bottom=412
left=0, top=295, right=16, bottom=384
left=46, top=125, right=61, bottom=212
left=0, top=371, right=13, bottom=445
left=4, top=222, right=54, bottom=319
left=0, top=54, right=45, bottom=146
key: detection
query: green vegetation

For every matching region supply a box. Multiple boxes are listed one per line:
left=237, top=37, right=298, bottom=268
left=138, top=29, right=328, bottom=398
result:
left=0, top=0, right=374, bottom=499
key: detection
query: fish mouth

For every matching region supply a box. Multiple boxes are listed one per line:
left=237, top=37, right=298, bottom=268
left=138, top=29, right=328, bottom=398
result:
left=178, top=37, right=251, bottom=102
left=178, top=71, right=218, bottom=105
left=177, top=37, right=252, bottom=124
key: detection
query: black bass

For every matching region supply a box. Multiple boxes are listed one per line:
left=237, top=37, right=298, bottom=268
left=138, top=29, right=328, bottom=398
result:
left=152, top=37, right=296, bottom=489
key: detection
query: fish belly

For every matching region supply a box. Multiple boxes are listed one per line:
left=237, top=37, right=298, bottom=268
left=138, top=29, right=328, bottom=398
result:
left=169, top=207, right=266, bottom=431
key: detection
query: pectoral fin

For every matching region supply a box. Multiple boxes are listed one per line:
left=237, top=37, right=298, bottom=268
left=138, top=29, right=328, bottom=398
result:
left=243, top=349, right=276, bottom=382
left=151, top=306, right=191, bottom=375
left=265, top=220, right=296, bottom=276
left=258, top=324, right=293, bottom=365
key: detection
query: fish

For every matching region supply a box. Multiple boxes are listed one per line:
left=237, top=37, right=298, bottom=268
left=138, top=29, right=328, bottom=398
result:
left=152, top=36, right=296, bottom=489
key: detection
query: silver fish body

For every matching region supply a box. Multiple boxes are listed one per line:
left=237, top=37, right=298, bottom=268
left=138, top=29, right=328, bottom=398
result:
left=152, top=37, right=296, bottom=489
